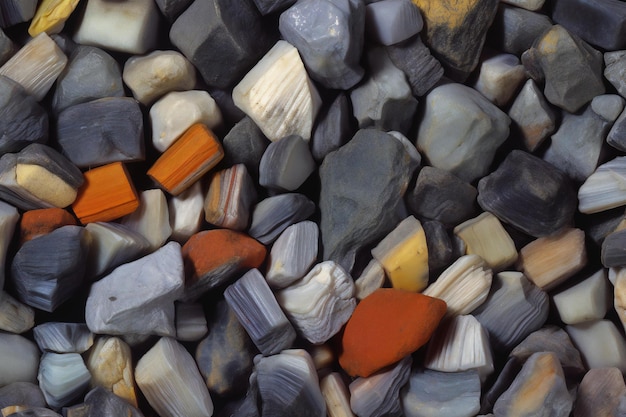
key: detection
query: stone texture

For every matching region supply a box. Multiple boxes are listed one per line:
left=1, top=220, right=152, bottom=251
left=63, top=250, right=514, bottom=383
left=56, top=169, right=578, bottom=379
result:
left=154, top=0, right=192, bottom=20
left=37, top=352, right=91, bottom=409
left=0, top=382, right=46, bottom=410
left=0, top=291, right=35, bottom=334
left=175, top=302, right=207, bottom=342
left=423, top=220, right=454, bottom=272
left=0, top=333, right=39, bottom=387
left=204, top=165, right=257, bottom=231
left=605, top=50, right=626, bottom=99
left=508, top=79, right=556, bottom=152
left=33, top=323, right=93, bottom=354
left=0, top=0, right=37, bottom=28
left=252, top=0, right=296, bottom=14
left=578, top=157, right=626, bottom=214
left=365, top=0, right=422, bottom=46
left=266, top=221, right=319, bottom=289
left=259, top=135, right=316, bottom=192
left=169, top=182, right=204, bottom=242
left=79, top=387, right=144, bottom=417
left=221, top=117, right=270, bottom=180
left=248, top=193, right=316, bottom=245
left=608, top=106, right=626, bottom=152
left=310, top=93, right=352, bottom=162
left=473, top=53, right=526, bottom=107
left=573, top=368, right=626, bottom=417
left=553, top=270, right=610, bottom=325
left=566, top=319, right=626, bottom=372
left=488, top=4, right=553, bottom=56
left=119, top=189, right=171, bottom=252
left=19, top=207, right=76, bottom=244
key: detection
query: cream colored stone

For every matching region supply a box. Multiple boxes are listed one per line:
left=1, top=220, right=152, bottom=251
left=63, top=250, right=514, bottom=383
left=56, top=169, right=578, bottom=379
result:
left=120, top=189, right=172, bottom=251
left=566, top=319, right=626, bottom=372
left=321, top=372, right=355, bottom=417
left=354, top=259, right=386, bottom=301
left=15, top=164, right=77, bottom=208
left=553, top=269, right=610, bottom=325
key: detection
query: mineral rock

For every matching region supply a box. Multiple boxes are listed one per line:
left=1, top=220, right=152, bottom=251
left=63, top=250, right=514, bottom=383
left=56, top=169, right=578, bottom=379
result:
left=259, top=135, right=316, bottom=192
left=385, top=35, right=443, bottom=97
left=573, top=368, right=626, bottom=417
left=578, top=157, right=626, bottom=214
left=605, top=50, right=626, bottom=98
left=500, top=0, right=544, bottom=10
left=489, top=5, right=553, bottom=56
left=175, top=302, right=207, bottom=342
left=0, top=0, right=37, bottom=27
left=566, top=319, right=626, bottom=372
left=266, top=221, right=319, bottom=289
left=221, top=117, right=270, bottom=180
left=320, top=373, right=354, bottom=417
left=508, top=79, right=556, bottom=152
left=80, top=387, right=144, bottom=417
left=0, top=200, right=18, bottom=288
left=473, top=53, right=526, bottom=107
left=423, top=221, right=454, bottom=272
left=603, top=229, right=626, bottom=268
left=552, top=270, right=610, bottom=325
left=37, top=353, right=90, bottom=409
left=310, top=93, right=352, bottom=161
left=154, top=0, right=191, bottom=20
left=365, top=0, right=422, bottom=46
left=354, top=259, right=386, bottom=301
left=0, top=291, right=34, bottom=334
left=608, top=106, right=626, bottom=152
left=169, top=182, right=204, bottom=242
left=33, top=323, right=93, bottom=354
left=0, top=382, right=46, bottom=410
left=0, top=333, right=39, bottom=387
left=252, top=0, right=295, bottom=14
left=248, top=193, right=316, bottom=245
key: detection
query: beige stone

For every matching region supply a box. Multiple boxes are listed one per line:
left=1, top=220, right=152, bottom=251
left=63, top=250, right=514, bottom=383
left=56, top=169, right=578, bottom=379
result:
left=15, top=164, right=77, bottom=208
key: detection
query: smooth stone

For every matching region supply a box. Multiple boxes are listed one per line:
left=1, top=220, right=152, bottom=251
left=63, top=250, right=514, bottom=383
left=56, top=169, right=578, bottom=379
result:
left=84, top=222, right=150, bottom=279
left=233, top=40, right=321, bottom=142
left=0, top=291, right=34, bottom=334
left=169, top=181, right=204, bottom=242
left=423, top=220, right=454, bottom=272
left=249, top=193, right=316, bottom=245
left=181, top=228, right=266, bottom=300
left=411, top=0, right=499, bottom=80
left=578, top=157, right=626, bottom=214
left=195, top=300, right=256, bottom=398
left=385, top=35, right=443, bottom=97
left=508, top=79, right=556, bottom=152
left=221, top=117, right=270, bottom=180
left=33, top=323, right=93, bottom=354
left=0, top=382, right=46, bottom=410
left=55, top=97, right=145, bottom=168
left=135, top=337, right=214, bottom=417
left=573, top=368, right=626, bottom=417
left=0, top=200, right=17, bottom=288
left=319, top=129, right=411, bottom=272
left=277, top=261, right=355, bottom=344
left=11, top=225, right=87, bottom=312
left=354, top=258, right=386, bottom=301
left=407, top=166, right=477, bottom=226
left=170, top=0, right=272, bottom=88
left=0, top=0, right=37, bottom=27
left=310, top=93, right=352, bottom=162
left=204, top=165, right=256, bottom=232
left=0, top=333, right=39, bottom=387
left=493, top=352, right=573, bottom=417
left=553, top=270, right=610, bottom=325
left=0, top=76, right=48, bottom=154
left=552, top=0, right=626, bottom=50
left=175, top=302, right=207, bottom=342
left=85, top=242, right=184, bottom=337
left=279, top=0, right=365, bottom=90
left=73, top=0, right=159, bottom=54
left=37, top=352, right=90, bottom=409
left=86, top=336, right=138, bottom=407
left=0, top=30, right=14, bottom=66
left=224, top=268, right=296, bottom=356
left=51, top=46, right=124, bottom=113
left=259, top=135, right=316, bottom=192
left=154, top=0, right=192, bottom=20
left=479, top=357, right=523, bottom=415
left=544, top=94, right=624, bottom=182
left=401, top=369, right=481, bottom=417
left=255, top=349, right=326, bottom=417
left=473, top=271, right=549, bottom=352
left=473, top=53, right=526, bottom=107
left=266, top=221, right=319, bottom=289
left=150, top=90, right=223, bottom=153
left=252, top=0, right=295, bottom=14
left=488, top=4, right=553, bottom=56
left=500, top=0, right=544, bottom=10
left=605, top=50, right=626, bottom=98
left=120, top=189, right=171, bottom=252
left=365, top=0, right=421, bottom=46
left=477, top=150, right=577, bottom=237
left=350, top=47, right=417, bottom=134
left=350, top=356, right=411, bottom=417
left=320, top=373, right=353, bottom=417
left=416, top=83, right=510, bottom=182
left=522, top=24, right=605, bottom=113
left=603, top=229, right=626, bottom=267
left=0, top=33, right=67, bottom=101
left=80, top=387, right=144, bottom=417
left=608, top=106, right=626, bottom=152
left=340, top=288, right=446, bottom=377
left=566, top=319, right=626, bottom=372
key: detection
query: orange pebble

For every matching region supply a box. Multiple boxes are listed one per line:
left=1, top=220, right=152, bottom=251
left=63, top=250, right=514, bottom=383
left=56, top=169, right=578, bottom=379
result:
left=19, top=207, right=77, bottom=243
left=339, top=288, right=447, bottom=377
left=148, top=123, right=224, bottom=196
left=72, top=162, right=139, bottom=224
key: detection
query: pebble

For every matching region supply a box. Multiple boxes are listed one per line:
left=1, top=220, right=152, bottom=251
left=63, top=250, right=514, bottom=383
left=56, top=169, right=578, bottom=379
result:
left=566, top=319, right=626, bottom=372
left=603, top=228, right=626, bottom=267
left=168, top=181, right=204, bottom=242
left=501, top=0, right=544, bottom=10
left=181, top=228, right=266, bottom=300
left=28, top=0, right=79, bottom=37
left=365, top=0, right=422, bottom=46
left=0, top=291, right=34, bottom=334
left=613, top=269, right=626, bottom=333
left=174, top=302, right=207, bottom=342
left=266, top=221, right=319, bottom=289
left=248, top=193, right=316, bottom=245
left=608, top=106, right=626, bottom=152
left=279, top=0, right=365, bottom=90
left=0, top=333, right=39, bottom=387
left=477, top=150, right=577, bottom=237
left=253, top=0, right=295, bottom=15
left=578, top=157, right=626, bottom=214
left=473, top=271, right=549, bottom=352
left=473, top=53, right=526, bottom=107
left=320, top=373, right=354, bottom=417
left=0, top=382, right=46, bottom=410
left=319, top=129, right=411, bottom=273
left=77, top=387, right=144, bottom=417
left=310, top=93, right=352, bottom=162
left=122, top=50, right=196, bottom=106
left=259, top=135, right=316, bottom=192
left=154, top=0, right=191, bottom=21
left=573, top=367, right=626, bottom=417
left=135, top=337, right=214, bottom=417
left=11, top=225, right=87, bottom=312
left=0, top=30, right=14, bottom=66
left=354, top=259, right=386, bottom=301
left=423, top=221, right=454, bottom=272
left=37, top=352, right=90, bottom=410
left=224, top=268, right=296, bottom=356
left=339, top=288, right=446, bottom=377
left=85, top=241, right=184, bottom=336
left=0, top=201, right=17, bottom=288
left=33, top=323, right=93, bottom=354
left=416, top=83, right=510, bottom=182
left=553, top=269, right=610, bottom=325
left=277, top=261, right=356, bottom=344
left=401, top=368, right=481, bottom=417
left=19, top=207, right=75, bottom=244
left=204, top=165, right=255, bottom=231
left=605, top=50, right=626, bottom=98
left=0, top=0, right=37, bottom=27
left=349, top=356, right=411, bottom=417
left=220, top=116, right=269, bottom=180
left=120, top=189, right=171, bottom=252
left=508, top=79, right=556, bottom=152
left=489, top=4, right=553, bottom=57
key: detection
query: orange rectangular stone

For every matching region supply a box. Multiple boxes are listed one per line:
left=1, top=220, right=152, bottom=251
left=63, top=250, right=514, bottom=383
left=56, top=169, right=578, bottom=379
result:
left=72, top=162, right=139, bottom=224
left=148, top=123, right=224, bottom=195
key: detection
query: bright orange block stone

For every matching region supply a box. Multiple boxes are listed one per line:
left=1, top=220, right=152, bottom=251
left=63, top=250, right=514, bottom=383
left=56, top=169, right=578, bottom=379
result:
left=148, top=123, right=224, bottom=196
left=339, top=288, right=447, bottom=377
left=72, top=162, right=139, bottom=224
left=19, top=207, right=77, bottom=243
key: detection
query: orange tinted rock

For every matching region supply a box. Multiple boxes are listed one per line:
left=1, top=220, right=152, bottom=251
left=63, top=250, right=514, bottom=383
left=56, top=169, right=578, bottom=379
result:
left=19, top=207, right=77, bottom=243
left=339, top=288, right=446, bottom=377
left=181, top=228, right=266, bottom=301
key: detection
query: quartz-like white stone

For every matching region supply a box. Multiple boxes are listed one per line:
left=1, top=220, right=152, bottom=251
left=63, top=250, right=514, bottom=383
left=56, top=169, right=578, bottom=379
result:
left=613, top=268, right=626, bottom=334
left=266, top=221, right=319, bottom=289
left=474, top=53, right=526, bottom=107
left=354, top=258, right=386, bottom=301
left=566, top=319, right=626, bottom=372
left=321, top=372, right=354, bottom=417
left=365, top=0, right=422, bottom=46
left=553, top=269, right=610, bottom=325
left=120, top=189, right=172, bottom=252
left=168, top=181, right=204, bottom=243
left=38, top=352, right=91, bottom=409
left=579, top=156, right=626, bottom=214
left=508, top=79, right=556, bottom=152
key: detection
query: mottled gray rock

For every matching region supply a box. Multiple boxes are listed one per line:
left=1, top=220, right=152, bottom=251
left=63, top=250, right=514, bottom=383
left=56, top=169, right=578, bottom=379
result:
left=175, top=302, right=207, bottom=342
left=221, top=116, right=270, bottom=179
left=401, top=368, right=481, bottom=417
left=33, top=323, right=93, bottom=354
left=80, top=387, right=144, bottom=417
left=416, top=83, right=510, bottom=183
left=0, top=0, right=37, bottom=28
left=259, top=135, right=316, bottom=192
left=385, top=35, right=443, bottom=97
left=0, top=291, right=34, bottom=334
left=51, top=46, right=124, bottom=114
left=480, top=357, right=523, bottom=415
left=602, top=229, right=626, bottom=267
left=38, top=352, right=91, bottom=409
left=508, top=79, right=556, bottom=152
left=0, top=75, right=48, bottom=154
left=473, top=53, right=526, bottom=107
left=154, top=0, right=193, bottom=20
left=350, top=47, right=417, bottom=134
left=0, top=382, right=46, bottom=409
left=0, top=29, right=15, bottom=66
left=319, top=129, right=411, bottom=272
left=365, top=0, right=422, bottom=46
left=423, top=221, right=454, bottom=272
left=574, top=368, right=626, bottom=417
left=11, top=225, right=87, bottom=313
left=279, top=0, right=365, bottom=89
left=605, top=51, right=626, bottom=98
left=608, top=107, right=626, bottom=152
left=252, top=0, right=296, bottom=14
left=248, top=193, right=316, bottom=245
left=488, top=4, right=553, bottom=56
left=477, top=150, right=577, bottom=237
left=0, top=333, right=39, bottom=387
left=522, top=25, right=605, bottom=113
left=310, top=93, right=353, bottom=162
left=266, top=221, right=319, bottom=289
left=170, top=0, right=273, bottom=88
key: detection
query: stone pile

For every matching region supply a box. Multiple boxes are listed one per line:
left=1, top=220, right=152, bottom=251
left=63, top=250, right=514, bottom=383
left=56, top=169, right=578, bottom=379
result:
left=1, top=0, right=626, bottom=416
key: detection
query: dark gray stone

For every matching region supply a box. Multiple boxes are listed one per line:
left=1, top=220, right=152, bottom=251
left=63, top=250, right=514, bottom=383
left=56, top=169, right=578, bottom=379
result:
left=51, top=46, right=125, bottom=114
left=0, top=0, right=37, bottom=28
left=488, top=4, right=553, bottom=57
left=221, top=117, right=270, bottom=180
left=259, top=135, right=316, bottom=192
left=407, top=166, right=477, bottom=226
left=169, top=0, right=274, bottom=88
left=33, top=322, right=93, bottom=354
left=477, top=150, right=577, bottom=237
left=8, top=408, right=61, bottom=417
left=55, top=97, right=145, bottom=168
left=608, top=107, right=626, bottom=152
left=319, top=129, right=411, bottom=272
left=602, top=229, right=626, bottom=268
left=586, top=207, right=626, bottom=247
left=252, top=0, right=296, bottom=15
left=480, top=357, right=523, bottom=415
left=311, top=93, right=353, bottom=162
left=80, top=387, right=144, bottom=417
left=11, top=225, right=88, bottom=312
left=0, top=382, right=46, bottom=409
left=0, top=29, right=16, bottom=66
left=0, top=76, right=48, bottom=154
left=605, top=51, right=626, bottom=99
left=248, top=193, right=316, bottom=245
left=154, top=0, right=193, bottom=20
left=423, top=220, right=454, bottom=272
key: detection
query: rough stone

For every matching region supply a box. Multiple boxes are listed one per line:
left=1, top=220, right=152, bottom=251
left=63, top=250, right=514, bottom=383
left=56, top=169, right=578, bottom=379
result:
left=508, top=79, right=556, bottom=152
left=365, top=0, right=422, bottom=46
left=221, top=117, right=270, bottom=180
left=310, top=93, right=353, bottom=162
left=488, top=4, right=553, bottom=56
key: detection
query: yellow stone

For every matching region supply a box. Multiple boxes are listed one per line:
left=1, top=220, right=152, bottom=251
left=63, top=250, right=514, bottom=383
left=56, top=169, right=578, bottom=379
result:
left=508, top=353, right=564, bottom=416
left=15, top=163, right=77, bottom=208
left=371, top=216, right=429, bottom=292
left=411, top=0, right=481, bottom=30
left=28, top=0, right=81, bottom=37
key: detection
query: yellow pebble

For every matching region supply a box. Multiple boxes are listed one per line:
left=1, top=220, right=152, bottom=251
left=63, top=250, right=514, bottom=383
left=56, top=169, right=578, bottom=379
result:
left=28, top=0, right=81, bottom=37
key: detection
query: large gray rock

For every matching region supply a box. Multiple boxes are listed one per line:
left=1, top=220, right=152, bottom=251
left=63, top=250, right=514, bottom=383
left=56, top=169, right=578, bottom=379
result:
left=0, top=333, right=40, bottom=387
left=488, top=4, right=553, bottom=56
left=319, top=129, right=411, bottom=272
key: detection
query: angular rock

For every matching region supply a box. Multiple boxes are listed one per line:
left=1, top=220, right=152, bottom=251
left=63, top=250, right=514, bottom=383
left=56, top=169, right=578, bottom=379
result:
left=80, top=387, right=144, bottom=417
left=0, top=200, right=17, bottom=288
left=354, top=259, right=386, bottom=301
left=221, top=117, right=270, bottom=179
left=613, top=269, right=626, bottom=334
left=605, top=50, right=626, bottom=99
left=488, top=4, right=553, bottom=56
left=0, top=333, right=39, bottom=387
left=578, top=157, right=626, bottom=214
left=85, top=242, right=184, bottom=337
left=310, top=93, right=353, bottom=162
left=423, top=221, right=454, bottom=272
left=479, top=357, right=522, bottom=415
left=603, top=229, right=626, bottom=267
left=0, top=0, right=37, bottom=28
left=279, top=0, right=365, bottom=89
left=0, top=29, right=14, bottom=67
left=319, top=129, right=411, bottom=272
left=0, top=382, right=46, bottom=410
left=385, top=35, right=443, bottom=97
left=567, top=319, right=626, bottom=372
left=249, top=193, right=316, bottom=245
left=574, top=368, right=626, bottom=417
left=259, top=135, right=316, bottom=192
left=33, top=323, right=93, bottom=354
left=252, top=0, right=295, bottom=14
left=266, top=221, right=319, bottom=289
left=501, top=0, right=544, bottom=10
left=522, top=24, right=605, bottom=113
left=11, top=225, right=87, bottom=312
left=553, top=270, right=610, bottom=325
left=37, top=352, right=90, bottom=409
left=0, top=291, right=34, bottom=334
left=154, top=0, right=192, bottom=20
left=416, top=83, right=510, bottom=182
left=169, top=182, right=204, bottom=242
left=320, top=373, right=353, bottom=417
left=508, top=79, right=556, bottom=152
left=56, top=97, right=144, bottom=168
left=477, top=150, right=577, bottom=237
left=19, top=207, right=75, bottom=244
left=120, top=189, right=171, bottom=252
left=608, top=106, right=626, bottom=152
left=175, top=302, right=207, bottom=342
left=473, top=53, right=526, bottom=107
left=365, top=0, right=422, bottom=46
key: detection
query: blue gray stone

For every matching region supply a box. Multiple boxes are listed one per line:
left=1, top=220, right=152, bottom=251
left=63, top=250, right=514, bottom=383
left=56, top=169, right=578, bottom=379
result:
left=0, top=0, right=37, bottom=28
left=37, top=352, right=91, bottom=410
left=0, top=382, right=46, bottom=409
left=310, top=93, right=353, bottom=162
left=259, top=135, right=316, bottom=192
left=385, top=35, right=443, bottom=97
left=221, top=116, right=270, bottom=180
left=248, top=193, right=316, bottom=245
left=33, top=323, right=93, bottom=354
left=488, top=4, right=552, bottom=57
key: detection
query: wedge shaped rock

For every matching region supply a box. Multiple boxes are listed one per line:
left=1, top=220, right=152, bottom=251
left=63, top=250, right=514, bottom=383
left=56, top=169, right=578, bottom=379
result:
left=385, top=35, right=443, bottom=97
left=120, top=189, right=171, bottom=252
left=259, top=135, right=316, bottom=192
left=266, top=221, right=319, bottom=289
left=553, top=270, right=610, bottom=325
left=310, top=93, right=352, bottom=161
left=473, top=53, right=526, bottom=107
left=221, top=117, right=270, bottom=180
left=249, top=193, right=316, bottom=245
left=169, top=181, right=204, bottom=242
left=37, top=352, right=91, bottom=410
left=365, top=0, right=422, bottom=46
left=508, top=78, right=556, bottom=152
left=567, top=319, right=626, bottom=372
left=579, top=157, right=626, bottom=214
left=33, top=323, right=93, bottom=354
